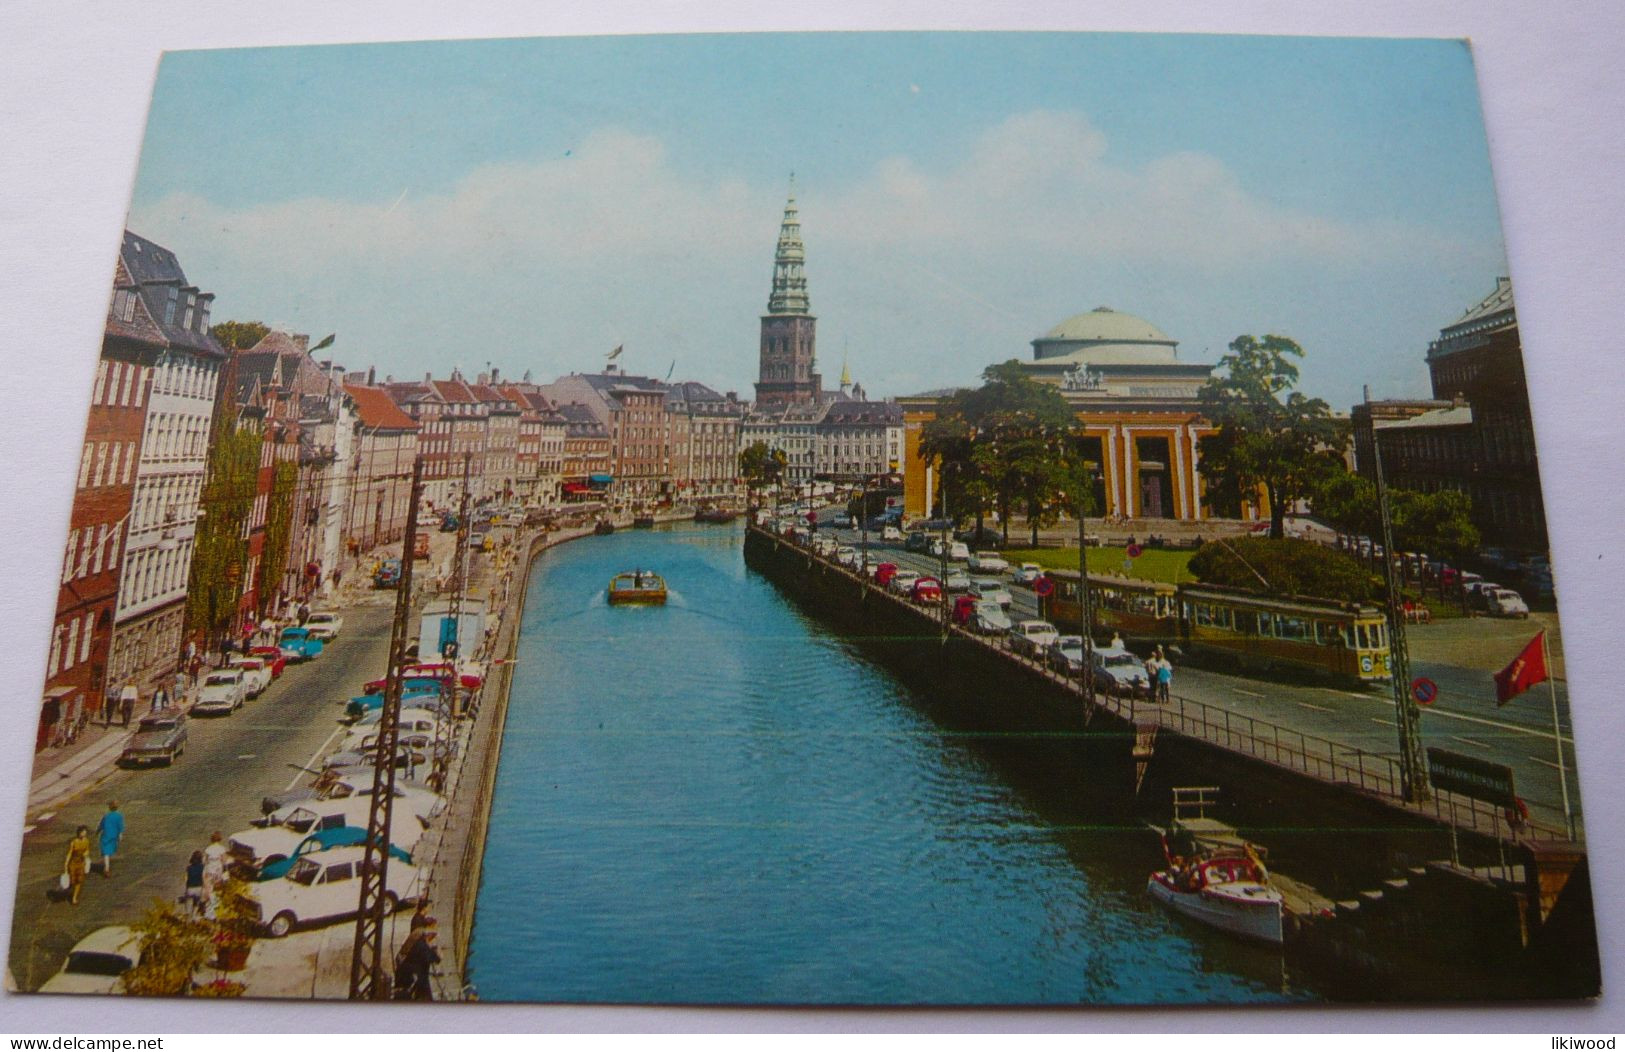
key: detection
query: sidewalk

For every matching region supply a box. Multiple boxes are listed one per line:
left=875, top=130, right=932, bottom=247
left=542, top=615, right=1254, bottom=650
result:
left=25, top=718, right=136, bottom=819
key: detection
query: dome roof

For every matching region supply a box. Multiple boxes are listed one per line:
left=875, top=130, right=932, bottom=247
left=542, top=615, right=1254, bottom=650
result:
left=1041, top=306, right=1171, bottom=344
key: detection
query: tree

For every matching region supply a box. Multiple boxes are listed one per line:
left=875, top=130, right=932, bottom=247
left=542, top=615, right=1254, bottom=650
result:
left=1198, top=335, right=1346, bottom=539
left=738, top=441, right=788, bottom=505
left=122, top=898, right=217, bottom=996
left=919, top=360, right=1075, bottom=539
left=1311, top=466, right=1381, bottom=546
left=210, top=320, right=269, bottom=351
left=186, top=414, right=262, bottom=649
left=1393, top=488, right=1480, bottom=564
left=1189, top=537, right=1380, bottom=603
left=258, top=458, right=298, bottom=615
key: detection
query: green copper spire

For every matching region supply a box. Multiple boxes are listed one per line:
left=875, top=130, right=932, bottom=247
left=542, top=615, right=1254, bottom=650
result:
left=768, top=176, right=811, bottom=314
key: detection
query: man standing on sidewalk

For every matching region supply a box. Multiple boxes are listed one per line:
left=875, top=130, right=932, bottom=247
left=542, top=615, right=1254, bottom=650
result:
left=119, top=686, right=136, bottom=727
left=96, top=801, right=125, bottom=877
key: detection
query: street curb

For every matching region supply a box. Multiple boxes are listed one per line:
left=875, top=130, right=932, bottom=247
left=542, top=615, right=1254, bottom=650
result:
left=26, top=727, right=135, bottom=817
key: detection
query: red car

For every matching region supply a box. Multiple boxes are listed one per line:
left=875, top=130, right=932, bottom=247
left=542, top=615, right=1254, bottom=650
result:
left=248, top=646, right=288, bottom=679
left=951, top=594, right=978, bottom=625
left=910, top=577, right=943, bottom=603
left=363, top=661, right=483, bottom=695
left=872, top=562, right=899, bottom=588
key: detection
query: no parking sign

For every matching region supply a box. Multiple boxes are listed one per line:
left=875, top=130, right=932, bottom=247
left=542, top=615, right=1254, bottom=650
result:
left=1034, top=576, right=1055, bottom=597
left=1411, top=677, right=1438, bottom=706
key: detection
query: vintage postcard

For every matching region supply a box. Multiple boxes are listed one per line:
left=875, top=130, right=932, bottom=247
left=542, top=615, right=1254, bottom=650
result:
left=9, top=31, right=1598, bottom=1005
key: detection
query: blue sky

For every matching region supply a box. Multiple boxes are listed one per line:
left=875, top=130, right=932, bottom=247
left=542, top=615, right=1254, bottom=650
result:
left=128, top=31, right=1509, bottom=407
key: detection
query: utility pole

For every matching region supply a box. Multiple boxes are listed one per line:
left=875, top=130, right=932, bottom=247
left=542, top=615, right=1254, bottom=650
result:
left=446, top=455, right=473, bottom=718
left=1371, top=433, right=1430, bottom=802
left=1078, top=488, right=1096, bottom=715
left=348, top=456, right=424, bottom=1000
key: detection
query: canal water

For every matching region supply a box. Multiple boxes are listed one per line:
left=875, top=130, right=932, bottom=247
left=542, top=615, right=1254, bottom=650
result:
left=467, top=523, right=1308, bottom=1005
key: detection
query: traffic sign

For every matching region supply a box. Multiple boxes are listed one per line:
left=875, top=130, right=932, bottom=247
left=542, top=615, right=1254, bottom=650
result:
left=1411, top=677, right=1438, bottom=706
left=806, top=511, right=817, bottom=524
left=1126, top=543, right=1144, bottom=558
left=1033, top=576, right=1055, bottom=597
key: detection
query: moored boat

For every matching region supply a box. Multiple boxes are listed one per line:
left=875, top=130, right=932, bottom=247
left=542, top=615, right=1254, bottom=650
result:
left=593, top=519, right=616, bottom=536
left=632, top=514, right=656, bottom=528
left=607, top=570, right=668, bottom=605
left=1147, top=850, right=1284, bottom=945
left=694, top=508, right=739, bottom=524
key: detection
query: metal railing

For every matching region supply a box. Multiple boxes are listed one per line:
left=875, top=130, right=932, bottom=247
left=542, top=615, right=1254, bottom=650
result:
left=753, top=524, right=1570, bottom=846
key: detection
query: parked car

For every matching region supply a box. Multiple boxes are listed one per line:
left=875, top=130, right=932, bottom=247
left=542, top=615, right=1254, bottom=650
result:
left=881, top=525, right=905, bottom=542
left=439, top=513, right=460, bottom=532
left=829, top=512, right=851, bottom=528
left=835, top=546, right=860, bottom=568
left=872, top=562, right=900, bottom=588
left=304, top=612, right=343, bottom=642
left=119, top=713, right=188, bottom=767
left=1093, top=645, right=1152, bottom=696
left=248, top=646, right=289, bottom=678
left=261, top=773, right=445, bottom=821
left=277, top=626, right=324, bottom=662
left=1011, top=563, right=1045, bottom=586
left=910, top=576, right=943, bottom=603
left=38, top=927, right=140, bottom=995
left=972, top=600, right=1013, bottom=636
left=967, top=550, right=1008, bottom=573
left=1047, top=635, right=1086, bottom=674
left=374, top=558, right=402, bottom=589
left=955, top=527, right=1006, bottom=550
left=904, top=532, right=929, bottom=553
left=341, top=716, right=451, bottom=754
left=943, top=570, right=973, bottom=593
left=973, top=579, right=1013, bottom=609
left=1484, top=587, right=1530, bottom=618
left=362, top=662, right=483, bottom=695
left=413, top=532, right=431, bottom=558
left=255, top=828, right=415, bottom=883
left=812, top=536, right=839, bottom=557
left=345, top=685, right=449, bottom=721
left=887, top=571, right=922, bottom=596
left=251, top=846, right=422, bottom=937
left=947, top=541, right=972, bottom=562
left=236, top=800, right=426, bottom=876
left=227, top=656, right=271, bottom=698
left=192, top=669, right=247, bottom=716
left=1009, top=620, right=1060, bottom=658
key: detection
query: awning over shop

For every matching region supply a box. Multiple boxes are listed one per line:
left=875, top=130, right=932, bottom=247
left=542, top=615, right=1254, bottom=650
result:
left=588, top=474, right=614, bottom=487
left=562, top=482, right=591, bottom=494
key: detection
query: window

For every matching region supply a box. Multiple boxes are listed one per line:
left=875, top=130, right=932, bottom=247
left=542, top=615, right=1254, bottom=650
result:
left=78, top=444, right=94, bottom=488
left=163, top=288, right=178, bottom=325
left=64, top=618, right=80, bottom=672
left=90, top=524, right=107, bottom=575
left=79, top=613, right=93, bottom=662
left=63, top=529, right=80, bottom=583
left=92, top=443, right=109, bottom=487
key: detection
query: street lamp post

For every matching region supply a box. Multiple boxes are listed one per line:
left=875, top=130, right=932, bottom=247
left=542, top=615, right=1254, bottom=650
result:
left=1077, top=488, right=1096, bottom=715
left=1371, top=424, right=1430, bottom=803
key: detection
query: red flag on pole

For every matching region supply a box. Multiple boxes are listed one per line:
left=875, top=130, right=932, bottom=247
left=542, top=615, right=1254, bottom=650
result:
left=1494, top=630, right=1548, bottom=706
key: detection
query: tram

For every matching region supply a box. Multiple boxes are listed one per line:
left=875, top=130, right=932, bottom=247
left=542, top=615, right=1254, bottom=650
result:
left=1039, top=571, right=1392, bottom=684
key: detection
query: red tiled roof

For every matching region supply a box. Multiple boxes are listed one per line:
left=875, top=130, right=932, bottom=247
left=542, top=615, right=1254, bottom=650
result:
left=431, top=379, right=477, bottom=404
left=344, top=384, right=419, bottom=431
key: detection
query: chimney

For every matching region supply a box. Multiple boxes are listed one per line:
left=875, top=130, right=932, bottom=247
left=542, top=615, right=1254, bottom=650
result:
left=367, top=366, right=376, bottom=385
left=491, top=366, right=500, bottom=382
left=425, top=372, right=433, bottom=383
left=478, top=371, right=490, bottom=386
left=1362, top=384, right=1371, bottom=403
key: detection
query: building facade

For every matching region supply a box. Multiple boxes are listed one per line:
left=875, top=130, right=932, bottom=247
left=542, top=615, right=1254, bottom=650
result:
left=106, top=233, right=227, bottom=697
left=1354, top=277, right=1547, bottom=552
left=39, top=253, right=166, bottom=749
left=344, top=384, right=420, bottom=553
left=666, top=382, right=745, bottom=503
left=900, top=307, right=1222, bottom=523
left=556, top=402, right=613, bottom=502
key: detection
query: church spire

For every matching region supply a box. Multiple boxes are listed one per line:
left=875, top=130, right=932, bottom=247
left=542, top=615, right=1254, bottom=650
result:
left=767, top=175, right=811, bottom=315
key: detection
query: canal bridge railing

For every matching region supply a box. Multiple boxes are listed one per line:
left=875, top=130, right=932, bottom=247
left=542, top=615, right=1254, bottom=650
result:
left=750, top=524, right=1569, bottom=846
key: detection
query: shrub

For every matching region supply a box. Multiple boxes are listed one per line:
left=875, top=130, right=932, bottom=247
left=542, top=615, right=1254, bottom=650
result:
left=1188, top=537, right=1380, bottom=603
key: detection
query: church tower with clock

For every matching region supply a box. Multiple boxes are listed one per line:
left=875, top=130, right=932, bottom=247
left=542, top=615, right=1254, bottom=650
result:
left=754, top=182, right=822, bottom=406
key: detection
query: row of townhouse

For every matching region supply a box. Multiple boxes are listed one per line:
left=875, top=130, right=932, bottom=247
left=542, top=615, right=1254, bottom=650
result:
left=741, top=397, right=905, bottom=487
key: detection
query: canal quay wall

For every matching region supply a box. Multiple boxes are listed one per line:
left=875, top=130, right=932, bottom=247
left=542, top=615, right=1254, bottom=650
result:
left=742, top=524, right=1600, bottom=1001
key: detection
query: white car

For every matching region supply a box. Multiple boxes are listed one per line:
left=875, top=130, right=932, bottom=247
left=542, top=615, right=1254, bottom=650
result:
left=304, top=612, right=343, bottom=641
left=1485, top=587, right=1530, bottom=618
left=887, top=571, right=922, bottom=595
left=943, top=570, right=973, bottom=593
left=1009, top=620, right=1060, bottom=658
left=835, top=546, right=859, bottom=568
left=235, top=800, right=426, bottom=873
left=972, top=600, right=1012, bottom=635
left=881, top=525, right=905, bottom=542
left=812, top=536, right=839, bottom=557
left=38, top=926, right=139, bottom=995
left=341, top=717, right=451, bottom=755
left=1011, top=563, right=1044, bottom=585
left=252, top=846, right=423, bottom=937
left=973, top=579, right=1013, bottom=609
left=227, top=656, right=272, bottom=698
left=967, top=550, right=1008, bottom=573
left=192, top=668, right=247, bottom=715
left=948, top=541, right=972, bottom=562
left=1093, top=645, right=1152, bottom=695
left=352, top=706, right=448, bottom=731
left=1047, top=635, right=1087, bottom=674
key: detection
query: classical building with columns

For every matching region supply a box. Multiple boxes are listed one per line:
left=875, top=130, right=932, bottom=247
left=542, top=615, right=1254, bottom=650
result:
left=900, top=306, right=1237, bottom=523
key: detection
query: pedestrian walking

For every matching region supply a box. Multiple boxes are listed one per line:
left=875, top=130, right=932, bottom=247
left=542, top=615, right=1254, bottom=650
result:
left=120, top=688, right=135, bottom=727
left=96, top=801, right=125, bottom=877
left=64, top=826, right=91, bottom=905
left=151, top=684, right=168, bottom=713
left=183, top=851, right=206, bottom=916
left=202, top=830, right=227, bottom=908
left=105, top=686, right=121, bottom=727
left=1156, top=651, right=1173, bottom=704
left=1110, top=631, right=1124, bottom=649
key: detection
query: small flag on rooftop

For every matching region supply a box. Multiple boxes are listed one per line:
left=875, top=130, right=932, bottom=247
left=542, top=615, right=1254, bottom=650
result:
left=311, top=333, right=336, bottom=352
left=607, top=344, right=623, bottom=361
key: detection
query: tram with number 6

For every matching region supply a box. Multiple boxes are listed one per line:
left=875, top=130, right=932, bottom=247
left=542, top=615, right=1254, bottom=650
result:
left=1039, top=571, right=1392, bottom=684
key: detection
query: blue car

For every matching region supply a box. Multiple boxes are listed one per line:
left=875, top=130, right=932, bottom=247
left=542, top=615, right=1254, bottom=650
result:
left=344, top=680, right=446, bottom=721
left=255, top=826, right=413, bottom=881
left=278, top=626, right=324, bottom=662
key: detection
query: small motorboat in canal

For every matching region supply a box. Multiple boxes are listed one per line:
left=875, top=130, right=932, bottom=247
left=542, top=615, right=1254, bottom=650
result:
left=694, top=508, right=739, bottom=524
left=594, top=519, right=616, bottom=536
left=607, top=570, right=668, bottom=605
left=1146, top=786, right=1284, bottom=945
left=632, top=514, right=657, bottom=528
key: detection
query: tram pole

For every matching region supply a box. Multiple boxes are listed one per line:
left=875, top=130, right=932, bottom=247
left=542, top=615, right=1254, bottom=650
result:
left=1371, top=430, right=1430, bottom=802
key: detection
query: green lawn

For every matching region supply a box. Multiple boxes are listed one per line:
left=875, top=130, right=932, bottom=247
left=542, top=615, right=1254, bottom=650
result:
left=1002, top=546, right=1197, bottom=584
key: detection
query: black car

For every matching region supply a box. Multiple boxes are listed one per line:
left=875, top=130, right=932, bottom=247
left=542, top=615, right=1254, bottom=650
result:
left=955, top=527, right=1005, bottom=550
left=904, top=532, right=929, bottom=552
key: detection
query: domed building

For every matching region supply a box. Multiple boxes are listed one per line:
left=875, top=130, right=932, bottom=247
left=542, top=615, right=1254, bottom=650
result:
left=899, top=306, right=1239, bottom=525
